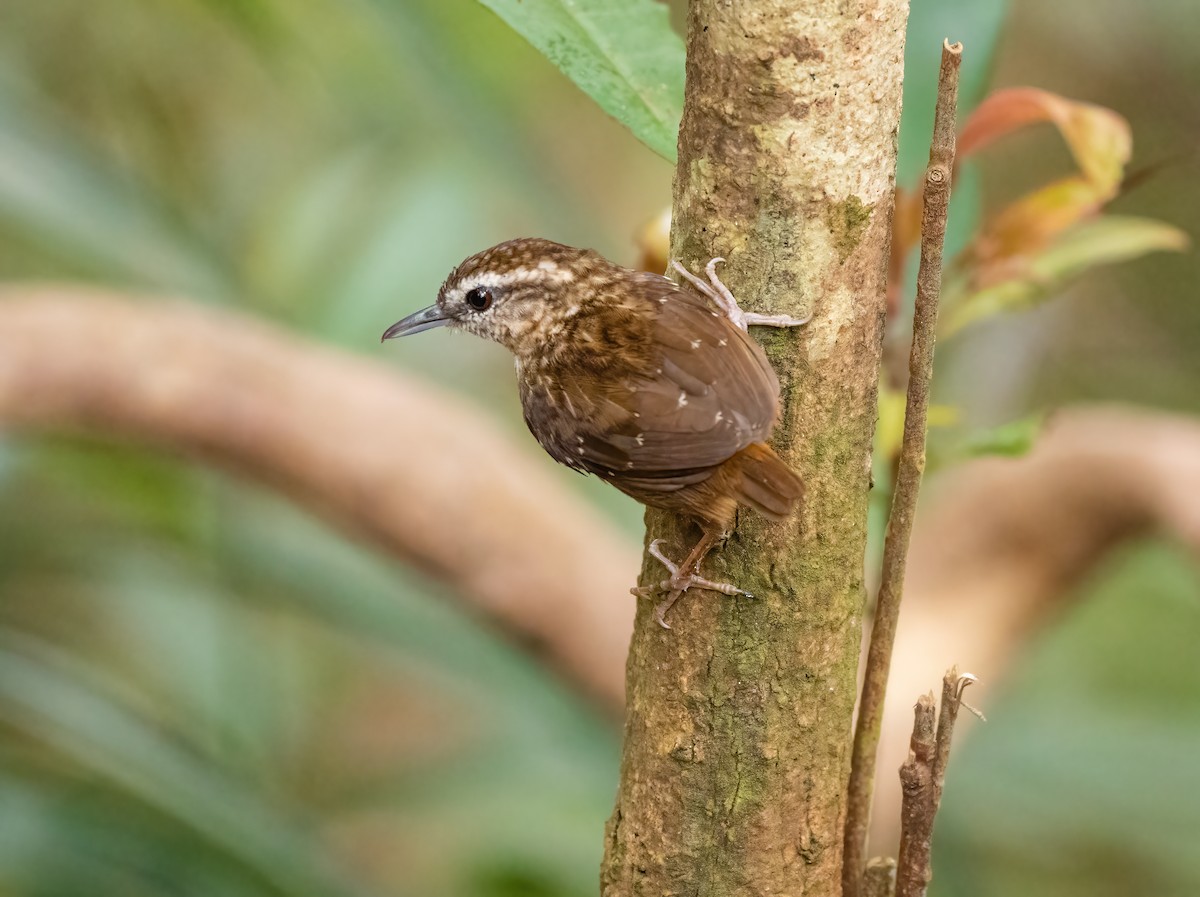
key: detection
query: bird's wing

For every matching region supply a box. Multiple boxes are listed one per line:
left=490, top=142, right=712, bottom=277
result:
left=522, top=275, right=781, bottom=488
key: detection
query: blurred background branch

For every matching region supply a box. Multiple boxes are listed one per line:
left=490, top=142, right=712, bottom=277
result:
left=0, top=287, right=639, bottom=711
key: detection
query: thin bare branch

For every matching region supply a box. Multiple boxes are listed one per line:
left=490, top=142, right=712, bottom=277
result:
left=844, top=39, right=962, bottom=897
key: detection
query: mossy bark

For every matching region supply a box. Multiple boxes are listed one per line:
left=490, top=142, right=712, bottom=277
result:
left=600, top=2, right=908, bottom=896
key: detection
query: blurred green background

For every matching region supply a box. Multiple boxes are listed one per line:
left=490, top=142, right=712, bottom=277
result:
left=0, top=1, right=1196, bottom=896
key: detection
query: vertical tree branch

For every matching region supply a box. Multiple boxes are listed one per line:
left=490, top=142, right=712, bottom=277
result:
left=601, top=2, right=908, bottom=895
left=843, top=41, right=961, bottom=896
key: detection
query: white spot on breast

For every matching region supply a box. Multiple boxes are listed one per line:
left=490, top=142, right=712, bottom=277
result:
left=576, top=447, right=585, bottom=455
left=690, top=339, right=702, bottom=349
left=659, top=297, right=668, bottom=304
left=635, top=434, right=645, bottom=446
left=715, top=411, right=724, bottom=423
left=626, top=461, right=634, bottom=469
left=576, top=434, right=584, bottom=444
left=677, top=392, right=688, bottom=408
left=718, top=338, right=728, bottom=347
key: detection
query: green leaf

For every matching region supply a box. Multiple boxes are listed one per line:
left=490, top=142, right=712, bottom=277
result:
left=472, top=0, right=684, bottom=161
left=1025, top=214, right=1190, bottom=281
left=961, top=412, right=1046, bottom=458
left=942, top=215, right=1190, bottom=336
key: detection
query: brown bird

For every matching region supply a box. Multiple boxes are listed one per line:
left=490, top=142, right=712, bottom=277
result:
left=383, top=238, right=807, bottom=626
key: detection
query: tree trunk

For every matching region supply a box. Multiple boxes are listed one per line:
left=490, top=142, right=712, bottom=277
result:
left=600, top=2, right=908, bottom=895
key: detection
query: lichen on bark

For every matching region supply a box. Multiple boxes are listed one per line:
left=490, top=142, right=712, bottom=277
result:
left=600, top=2, right=908, bottom=896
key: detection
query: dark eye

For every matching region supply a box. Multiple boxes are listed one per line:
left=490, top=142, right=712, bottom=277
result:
left=464, top=287, right=494, bottom=311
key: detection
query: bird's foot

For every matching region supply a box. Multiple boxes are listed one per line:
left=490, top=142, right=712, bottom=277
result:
left=670, top=258, right=812, bottom=332
left=630, top=538, right=755, bottom=629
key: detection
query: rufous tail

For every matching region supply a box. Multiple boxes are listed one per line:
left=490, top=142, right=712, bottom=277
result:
left=730, top=442, right=804, bottom=522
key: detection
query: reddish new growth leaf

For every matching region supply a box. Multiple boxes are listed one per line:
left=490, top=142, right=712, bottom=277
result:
left=957, top=87, right=1130, bottom=187
left=887, top=86, right=1185, bottom=338
left=958, top=88, right=1131, bottom=279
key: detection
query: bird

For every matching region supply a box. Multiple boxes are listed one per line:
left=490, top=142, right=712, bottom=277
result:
left=382, top=238, right=808, bottom=626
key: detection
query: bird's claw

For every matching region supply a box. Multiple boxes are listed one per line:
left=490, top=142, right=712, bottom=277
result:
left=670, top=258, right=812, bottom=332
left=635, top=538, right=756, bottom=628
left=654, top=590, right=682, bottom=629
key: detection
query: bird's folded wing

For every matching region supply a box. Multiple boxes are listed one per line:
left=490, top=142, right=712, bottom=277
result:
left=526, top=280, right=781, bottom=484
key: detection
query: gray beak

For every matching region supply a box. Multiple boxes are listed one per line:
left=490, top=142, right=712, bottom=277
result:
left=381, top=304, right=450, bottom=341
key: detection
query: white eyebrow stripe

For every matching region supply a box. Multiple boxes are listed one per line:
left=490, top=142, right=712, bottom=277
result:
left=454, top=265, right=576, bottom=297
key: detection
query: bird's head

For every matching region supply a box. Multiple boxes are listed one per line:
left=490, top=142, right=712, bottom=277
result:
left=382, top=238, right=610, bottom=355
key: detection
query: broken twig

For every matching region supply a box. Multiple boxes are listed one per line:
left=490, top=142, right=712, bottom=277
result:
left=894, top=669, right=978, bottom=897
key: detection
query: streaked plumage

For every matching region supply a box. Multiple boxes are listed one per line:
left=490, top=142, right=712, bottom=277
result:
left=383, top=238, right=804, bottom=625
